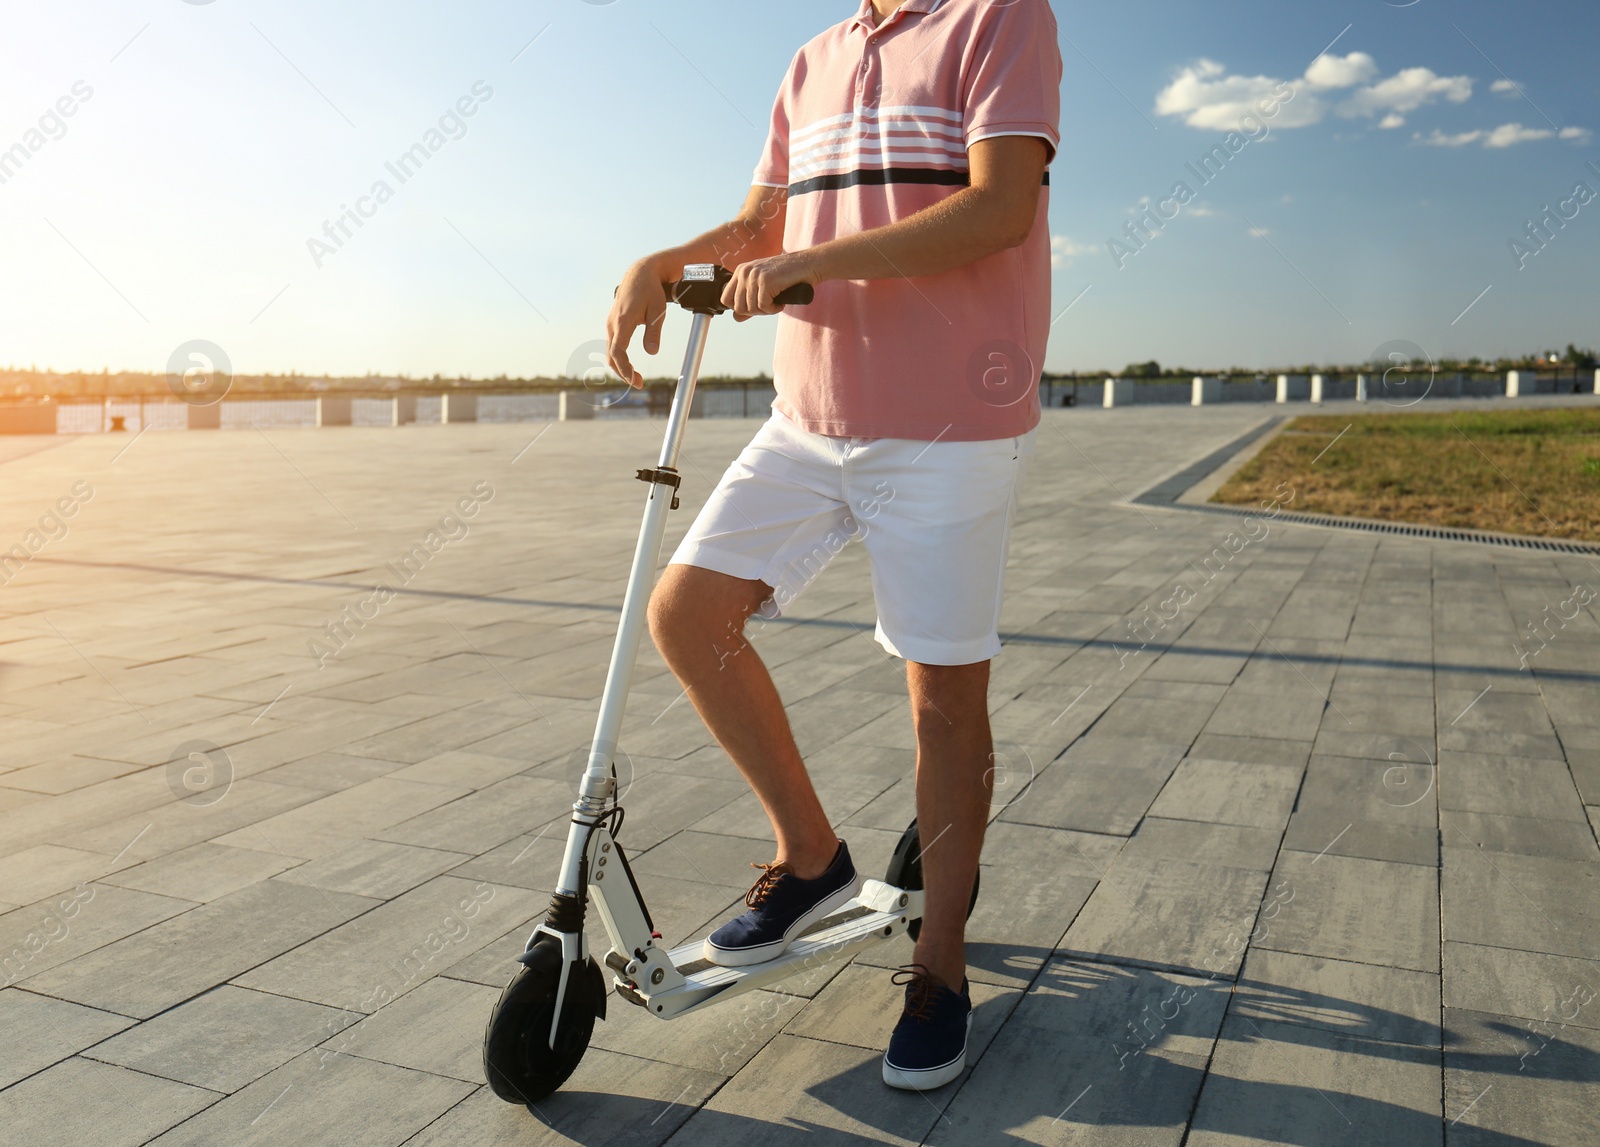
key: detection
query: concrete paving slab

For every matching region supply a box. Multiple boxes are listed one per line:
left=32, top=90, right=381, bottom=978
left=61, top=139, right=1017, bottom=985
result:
left=1233, top=948, right=1440, bottom=1047
left=144, top=1047, right=472, bottom=1146
left=1440, top=845, right=1600, bottom=961
left=629, top=830, right=778, bottom=889
left=1258, top=850, right=1441, bottom=973
left=1441, top=1007, right=1600, bottom=1146
left=1280, top=753, right=1440, bottom=867
left=1, top=883, right=196, bottom=989
left=1060, top=857, right=1271, bottom=977
left=1439, top=752, right=1590, bottom=824
left=210, top=777, right=473, bottom=860
left=931, top=958, right=1228, bottom=1146
left=373, top=776, right=575, bottom=855
left=329, top=975, right=498, bottom=1083
left=0, top=986, right=135, bottom=1089
left=273, top=839, right=472, bottom=899
left=403, top=1049, right=721, bottom=1146
left=1442, top=942, right=1600, bottom=1033
left=591, top=985, right=808, bottom=1077
left=51, top=778, right=328, bottom=868
left=1441, top=810, right=1600, bottom=861
left=1115, top=817, right=1284, bottom=873
left=1186, top=1015, right=1442, bottom=1147
left=250, top=752, right=412, bottom=792
left=1563, top=750, right=1600, bottom=806
left=102, top=842, right=300, bottom=902
left=22, top=879, right=378, bottom=1019
left=0, top=843, right=117, bottom=905
left=234, top=876, right=539, bottom=1013
left=672, top=1032, right=943, bottom=1146
left=783, top=961, right=1016, bottom=1062
left=1204, top=689, right=1329, bottom=743
left=999, top=738, right=1187, bottom=836
left=0, top=1057, right=219, bottom=1147
left=443, top=826, right=569, bottom=893
left=1187, top=733, right=1313, bottom=770
left=84, top=985, right=358, bottom=1092
left=1147, top=758, right=1303, bottom=830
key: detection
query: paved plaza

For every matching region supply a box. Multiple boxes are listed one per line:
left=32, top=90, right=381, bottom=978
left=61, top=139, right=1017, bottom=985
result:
left=1, top=399, right=1598, bottom=1146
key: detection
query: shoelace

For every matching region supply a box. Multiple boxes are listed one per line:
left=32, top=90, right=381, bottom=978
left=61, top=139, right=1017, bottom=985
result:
left=744, top=860, right=793, bottom=909
left=891, top=963, right=942, bottom=1022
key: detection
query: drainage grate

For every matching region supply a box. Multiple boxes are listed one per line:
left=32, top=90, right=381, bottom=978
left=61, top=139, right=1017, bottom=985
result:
left=1160, top=502, right=1600, bottom=554
left=1131, top=420, right=1600, bottom=555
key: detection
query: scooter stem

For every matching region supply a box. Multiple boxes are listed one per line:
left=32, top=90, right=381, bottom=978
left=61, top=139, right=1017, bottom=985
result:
left=556, top=311, right=711, bottom=894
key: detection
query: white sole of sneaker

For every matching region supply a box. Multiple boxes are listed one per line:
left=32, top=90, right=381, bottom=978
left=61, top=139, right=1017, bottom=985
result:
left=702, top=872, right=864, bottom=967
left=881, top=1012, right=972, bottom=1091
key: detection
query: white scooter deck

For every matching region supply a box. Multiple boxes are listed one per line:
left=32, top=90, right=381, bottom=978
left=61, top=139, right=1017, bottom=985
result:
left=615, top=879, right=923, bottom=1019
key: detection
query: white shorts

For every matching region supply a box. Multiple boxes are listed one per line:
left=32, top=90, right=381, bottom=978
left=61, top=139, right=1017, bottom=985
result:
left=669, top=411, right=1036, bottom=665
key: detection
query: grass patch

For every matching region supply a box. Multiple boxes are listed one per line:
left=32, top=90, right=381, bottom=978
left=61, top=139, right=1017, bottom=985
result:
left=1213, top=407, right=1600, bottom=541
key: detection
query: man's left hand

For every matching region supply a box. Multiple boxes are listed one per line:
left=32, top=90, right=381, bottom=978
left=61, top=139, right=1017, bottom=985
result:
left=723, top=253, right=816, bottom=321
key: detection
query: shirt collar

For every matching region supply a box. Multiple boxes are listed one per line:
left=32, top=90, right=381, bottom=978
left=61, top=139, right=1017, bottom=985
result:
left=850, top=0, right=944, bottom=35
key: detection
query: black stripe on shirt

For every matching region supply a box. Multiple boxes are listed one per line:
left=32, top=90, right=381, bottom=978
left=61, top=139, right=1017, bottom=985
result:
left=787, top=166, right=1050, bottom=197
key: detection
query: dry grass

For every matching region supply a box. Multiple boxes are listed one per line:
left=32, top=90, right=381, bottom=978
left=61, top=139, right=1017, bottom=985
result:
left=1213, top=407, right=1600, bottom=541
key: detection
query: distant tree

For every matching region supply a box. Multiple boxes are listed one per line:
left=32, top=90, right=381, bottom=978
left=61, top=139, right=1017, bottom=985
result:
left=1566, top=343, right=1597, bottom=368
left=1121, top=360, right=1161, bottom=378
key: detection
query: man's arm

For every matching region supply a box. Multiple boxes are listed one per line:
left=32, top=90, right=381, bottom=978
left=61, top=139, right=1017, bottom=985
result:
left=606, top=185, right=788, bottom=387
left=723, top=135, right=1049, bottom=319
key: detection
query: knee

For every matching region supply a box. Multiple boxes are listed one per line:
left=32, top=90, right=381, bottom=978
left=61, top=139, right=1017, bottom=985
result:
left=647, top=574, right=698, bottom=655
left=648, top=566, right=763, bottom=662
left=908, top=661, right=990, bottom=737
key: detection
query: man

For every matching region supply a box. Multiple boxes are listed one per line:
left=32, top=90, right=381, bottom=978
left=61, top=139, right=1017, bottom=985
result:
left=606, top=0, right=1060, bottom=1091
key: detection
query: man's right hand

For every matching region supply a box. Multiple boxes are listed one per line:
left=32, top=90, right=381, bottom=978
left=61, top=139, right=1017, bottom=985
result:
left=607, top=258, right=672, bottom=389
left=604, top=187, right=788, bottom=387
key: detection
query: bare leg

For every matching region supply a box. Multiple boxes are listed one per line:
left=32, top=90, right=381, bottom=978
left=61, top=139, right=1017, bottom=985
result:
left=648, top=564, right=838, bottom=879
left=905, top=659, right=992, bottom=990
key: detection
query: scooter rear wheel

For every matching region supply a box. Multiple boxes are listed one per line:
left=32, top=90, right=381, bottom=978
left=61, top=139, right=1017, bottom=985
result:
left=884, top=818, right=981, bottom=943
left=483, top=934, right=602, bottom=1107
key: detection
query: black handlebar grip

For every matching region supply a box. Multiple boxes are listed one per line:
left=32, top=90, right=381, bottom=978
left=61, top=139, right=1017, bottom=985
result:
left=774, top=283, right=814, bottom=306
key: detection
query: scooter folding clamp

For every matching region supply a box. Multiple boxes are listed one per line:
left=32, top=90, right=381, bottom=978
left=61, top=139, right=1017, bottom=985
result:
left=634, top=466, right=682, bottom=510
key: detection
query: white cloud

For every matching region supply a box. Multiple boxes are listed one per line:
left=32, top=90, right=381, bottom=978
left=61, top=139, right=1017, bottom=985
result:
left=1491, top=79, right=1520, bottom=94
left=1560, top=126, right=1593, bottom=142
left=1153, top=58, right=1324, bottom=130
left=1484, top=122, right=1553, bottom=148
left=1186, top=204, right=1217, bottom=217
left=1416, top=128, right=1483, bottom=147
left=1247, top=226, right=1270, bottom=238
left=1051, top=235, right=1095, bottom=267
left=1154, top=52, right=1472, bottom=133
left=1415, top=122, right=1570, bottom=149
left=1304, top=52, right=1379, bottom=90
left=1337, top=67, right=1473, bottom=119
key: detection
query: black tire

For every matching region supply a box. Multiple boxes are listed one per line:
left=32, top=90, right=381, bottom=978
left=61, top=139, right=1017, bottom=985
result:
left=483, top=934, right=603, bottom=1107
left=883, top=818, right=980, bottom=943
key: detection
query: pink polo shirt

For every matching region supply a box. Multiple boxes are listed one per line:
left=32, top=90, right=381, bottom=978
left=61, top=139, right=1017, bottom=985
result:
left=753, top=0, right=1061, bottom=442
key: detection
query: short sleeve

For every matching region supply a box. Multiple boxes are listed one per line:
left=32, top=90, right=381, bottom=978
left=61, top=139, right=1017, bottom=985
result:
left=753, top=52, right=801, bottom=188
left=961, top=0, right=1062, bottom=163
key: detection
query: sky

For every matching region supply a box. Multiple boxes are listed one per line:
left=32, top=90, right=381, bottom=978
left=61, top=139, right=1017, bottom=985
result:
left=0, top=0, right=1596, bottom=382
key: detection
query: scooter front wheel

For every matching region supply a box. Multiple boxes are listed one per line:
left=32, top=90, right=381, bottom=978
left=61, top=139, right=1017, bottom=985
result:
left=483, top=934, right=604, bottom=1107
left=884, top=818, right=981, bottom=943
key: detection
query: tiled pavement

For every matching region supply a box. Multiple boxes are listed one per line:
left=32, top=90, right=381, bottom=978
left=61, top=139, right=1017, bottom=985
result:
left=2, top=398, right=1599, bottom=1146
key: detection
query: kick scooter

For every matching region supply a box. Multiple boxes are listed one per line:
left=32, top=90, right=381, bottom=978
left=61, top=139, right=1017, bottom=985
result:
left=482, top=264, right=979, bottom=1108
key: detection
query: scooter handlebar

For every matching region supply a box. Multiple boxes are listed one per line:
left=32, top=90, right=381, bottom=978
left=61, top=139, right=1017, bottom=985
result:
left=658, top=263, right=812, bottom=315
left=772, top=282, right=815, bottom=306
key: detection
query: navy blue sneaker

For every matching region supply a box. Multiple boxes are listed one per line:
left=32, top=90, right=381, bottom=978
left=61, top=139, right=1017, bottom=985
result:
left=704, top=840, right=861, bottom=966
left=882, top=965, right=972, bottom=1090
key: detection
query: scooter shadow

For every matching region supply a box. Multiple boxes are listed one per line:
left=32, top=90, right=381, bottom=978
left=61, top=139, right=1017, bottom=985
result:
left=529, top=947, right=1596, bottom=1146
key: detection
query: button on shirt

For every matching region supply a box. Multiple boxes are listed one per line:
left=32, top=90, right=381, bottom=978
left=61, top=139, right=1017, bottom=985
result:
left=754, top=0, right=1062, bottom=441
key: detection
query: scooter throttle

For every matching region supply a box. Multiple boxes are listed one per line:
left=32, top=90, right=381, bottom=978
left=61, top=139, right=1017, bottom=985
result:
left=772, top=282, right=814, bottom=306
